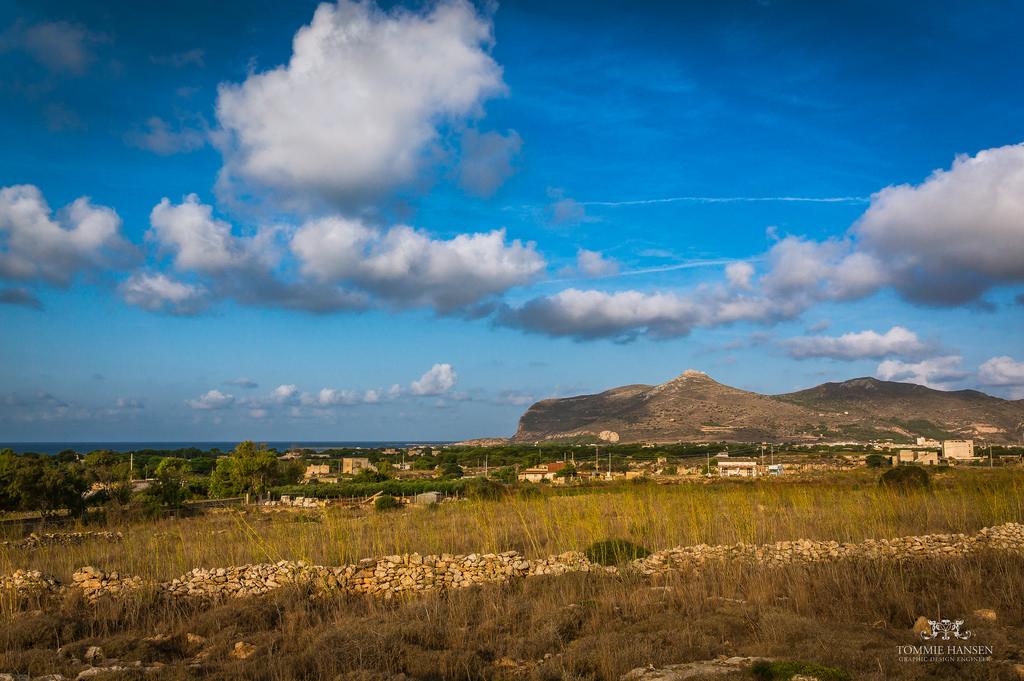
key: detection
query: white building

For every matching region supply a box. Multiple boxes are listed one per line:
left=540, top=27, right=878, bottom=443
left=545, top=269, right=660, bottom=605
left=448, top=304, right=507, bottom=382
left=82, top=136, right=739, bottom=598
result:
left=941, top=440, right=975, bottom=460
left=718, top=459, right=758, bottom=477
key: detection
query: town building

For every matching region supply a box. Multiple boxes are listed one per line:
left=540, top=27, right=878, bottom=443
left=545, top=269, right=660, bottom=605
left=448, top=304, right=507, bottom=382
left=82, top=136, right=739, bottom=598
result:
left=303, top=464, right=337, bottom=483
left=517, top=462, right=567, bottom=483
left=718, top=459, right=758, bottom=477
left=342, top=457, right=372, bottom=475
left=941, top=440, right=975, bottom=460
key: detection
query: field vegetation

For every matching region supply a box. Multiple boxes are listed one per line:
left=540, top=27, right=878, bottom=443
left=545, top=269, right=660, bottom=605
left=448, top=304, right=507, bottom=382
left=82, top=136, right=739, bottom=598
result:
left=2, top=450, right=1023, bottom=680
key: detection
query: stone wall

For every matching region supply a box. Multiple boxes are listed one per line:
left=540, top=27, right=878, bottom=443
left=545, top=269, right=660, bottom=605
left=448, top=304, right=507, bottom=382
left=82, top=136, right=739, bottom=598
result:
left=3, top=523, right=1023, bottom=603
left=0, top=531, right=123, bottom=551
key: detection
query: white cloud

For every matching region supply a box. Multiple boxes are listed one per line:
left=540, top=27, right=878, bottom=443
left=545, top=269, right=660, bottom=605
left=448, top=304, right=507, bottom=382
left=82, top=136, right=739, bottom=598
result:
left=978, top=356, right=1024, bottom=387
left=853, top=143, right=1024, bottom=304
left=316, top=387, right=361, bottom=406
left=458, top=129, right=521, bottom=197
left=185, top=389, right=235, bottom=410
left=725, top=261, right=755, bottom=290
left=272, top=384, right=299, bottom=403
left=125, top=117, right=206, bottom=155
left=225, top=377, right=258, bottom=389
left=784, top=326, right=931, bottom=361
left=148, top=194, right=247, bottom=273
left=875, top=355, right=968, bottom=390
left=573, top=248, right=619, bottom=278
left=0, top=184, right=131, bottom=286
left=119, top=272, right=209, bottom=315
left=410, top=363, right=457, bottom=395
left=214, top=0, right=504, bottom=206
left=291, top=218, right=543, bottom=311
left=502, top=288, right=706, bottom=341
left=249, top=408, right=269, bottom=419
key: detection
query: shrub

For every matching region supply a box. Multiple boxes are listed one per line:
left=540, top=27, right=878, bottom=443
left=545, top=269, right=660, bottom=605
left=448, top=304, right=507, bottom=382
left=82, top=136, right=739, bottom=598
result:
left=465, top=477, right=507, bottom=500
left=751, top=659, right=851, bottom=681
left=583, top=539, right=650, bottom=566
left=879, top=465, right=930, bottom=490
left=374, top=494, right=400, bottom=511
left=865, top=453, right=890, bottom=468
left=517, top=485, right=542, bottom=499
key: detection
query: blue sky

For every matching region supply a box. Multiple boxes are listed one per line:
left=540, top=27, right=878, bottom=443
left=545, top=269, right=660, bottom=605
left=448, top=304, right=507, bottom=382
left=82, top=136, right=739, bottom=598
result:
left=1, top=0, right=1023, bottom=441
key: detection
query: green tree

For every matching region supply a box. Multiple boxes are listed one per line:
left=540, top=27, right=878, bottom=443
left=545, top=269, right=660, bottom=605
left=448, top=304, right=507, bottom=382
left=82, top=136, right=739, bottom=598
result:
left=438, top=462, right=464, bottom=479
left=207, top=441, right=278, bottom=498
left=151, top=457, right=192, bottom=506
left=208, top=457, right=241, bottom=498
left=554, top=463, right=576, bottom=479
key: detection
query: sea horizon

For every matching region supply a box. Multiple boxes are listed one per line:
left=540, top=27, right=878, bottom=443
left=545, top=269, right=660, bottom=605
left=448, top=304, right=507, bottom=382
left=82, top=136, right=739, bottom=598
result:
left=0, top=441, right=454, bottom=455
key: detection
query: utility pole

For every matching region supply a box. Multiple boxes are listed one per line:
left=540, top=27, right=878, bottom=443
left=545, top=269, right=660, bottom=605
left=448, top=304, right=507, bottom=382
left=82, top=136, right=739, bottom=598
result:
left=607, top=451, right=611, bottom=479
left=484, top=454, right=488, bottom=477
left=129, top=451, right=134, bottom=483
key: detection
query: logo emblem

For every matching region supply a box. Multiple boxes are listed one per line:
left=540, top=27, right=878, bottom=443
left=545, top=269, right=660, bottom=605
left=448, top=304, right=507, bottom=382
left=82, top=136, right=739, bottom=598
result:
left=920, top=619, right=972, bottom=641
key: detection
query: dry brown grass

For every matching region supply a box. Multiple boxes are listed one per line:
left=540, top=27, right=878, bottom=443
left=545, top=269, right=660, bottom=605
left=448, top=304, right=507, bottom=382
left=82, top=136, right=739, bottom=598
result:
left=1, top=467, right=1021, bottom=584
left=1, top=553, right=1021, bottom=680
left=1, top=467, right=1023, bottom=680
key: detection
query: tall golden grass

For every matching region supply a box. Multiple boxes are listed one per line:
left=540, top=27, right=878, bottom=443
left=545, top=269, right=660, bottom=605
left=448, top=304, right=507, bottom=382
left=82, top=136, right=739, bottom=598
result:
left=2, top=467, right=1021, bottom=584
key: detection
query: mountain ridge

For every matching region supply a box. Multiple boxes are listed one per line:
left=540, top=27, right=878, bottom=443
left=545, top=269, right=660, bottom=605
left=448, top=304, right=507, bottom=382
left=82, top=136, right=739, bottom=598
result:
left=512, top=370, right=1024, bottom=444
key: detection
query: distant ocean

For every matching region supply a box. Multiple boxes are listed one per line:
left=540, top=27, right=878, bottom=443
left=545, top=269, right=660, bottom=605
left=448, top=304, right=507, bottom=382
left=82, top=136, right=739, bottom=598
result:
left=1, top=441, right=451, bottom=455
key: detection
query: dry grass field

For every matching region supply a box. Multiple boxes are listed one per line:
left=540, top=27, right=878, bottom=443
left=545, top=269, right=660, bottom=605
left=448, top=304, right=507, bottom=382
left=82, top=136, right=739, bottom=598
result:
left=2, top=467, right=1024, bottom=680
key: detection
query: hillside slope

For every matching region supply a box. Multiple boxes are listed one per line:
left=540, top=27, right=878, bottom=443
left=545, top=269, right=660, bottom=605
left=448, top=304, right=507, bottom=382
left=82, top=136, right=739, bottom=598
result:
left=512, top=371, right=1024, bottom=444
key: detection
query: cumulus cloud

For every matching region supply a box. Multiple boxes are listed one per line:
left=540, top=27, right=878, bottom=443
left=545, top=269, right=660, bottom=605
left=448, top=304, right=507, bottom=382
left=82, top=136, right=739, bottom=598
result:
left=185, top=389, right=235, bottom=410
left=725, top=261, right=755, bottom=290
left=0, top=184, right=132, bottom=286
left=978, top=356, right=1024, bottom=387
left=272, top=384, right=299, bottom=403
left=784, top=326, right=931, bottom=361
left=410, top=363, right=457, bottom=395
left=0, top=20, right=105, bottom=74
left=291, top=218, right=543, bottom=311
left=572, top=248, right=619, bottom=278
left=852, top=143, right=1024, bottom=304
left=125, top=116, right=206, bottom=155
left=214, top=0, right=504, bottom=206
left=500, top=288, right=706, bottom=341
left=875, top=355, right=968, bottom=390
left=148, top=194, right=250, bottom=273
left=499, top=144, right=1024, bottom=342
left=458, top=129, right=521, bottom=197
left=314, top=387, right=363, bottom=406
left=118, top=272, right=209, bottom=315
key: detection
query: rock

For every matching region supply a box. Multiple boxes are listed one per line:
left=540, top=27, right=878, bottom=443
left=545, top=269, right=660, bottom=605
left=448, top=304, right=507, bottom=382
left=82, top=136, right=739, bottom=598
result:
left=0, top=674, right=30, bottom=681
left=973, top=608, right=997, bottom=622
left=1013, top=663, right=1024, bottom=681
left=83, top=647, right=103, bottom=664
left=621, top=657, right=768, bottom=680
left=912, top=616, right=932, bottom=638
left=230, top=641, right=257, bottom=660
